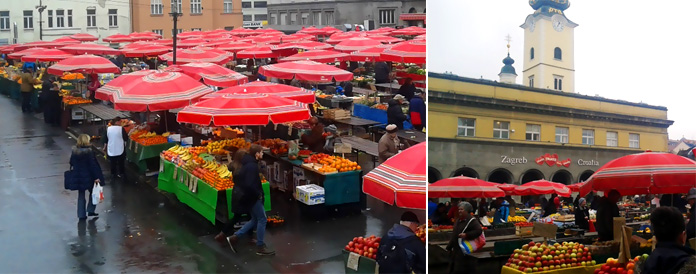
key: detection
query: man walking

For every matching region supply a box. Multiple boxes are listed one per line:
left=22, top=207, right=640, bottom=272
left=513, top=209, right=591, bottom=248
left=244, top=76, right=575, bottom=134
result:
left=104, top=118, right=127, bottom=181
left=376, top=211, right=426, bottom=274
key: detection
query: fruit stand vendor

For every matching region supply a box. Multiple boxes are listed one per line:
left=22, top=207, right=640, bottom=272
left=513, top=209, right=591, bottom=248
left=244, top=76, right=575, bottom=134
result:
left=300, top=117, right=325, bottom=153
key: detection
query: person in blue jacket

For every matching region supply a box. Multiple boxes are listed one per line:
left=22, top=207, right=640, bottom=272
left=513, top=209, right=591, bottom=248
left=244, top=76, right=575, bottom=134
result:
left=493, top=198, right=510, bottom=225
left=409, top=91, right=426, bottom=131
left=69, top=134, right=105, bottom=220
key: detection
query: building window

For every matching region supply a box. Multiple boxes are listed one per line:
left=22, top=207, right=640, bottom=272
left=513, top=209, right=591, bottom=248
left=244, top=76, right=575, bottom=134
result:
left=457, top=118, right=475, bottom=137
left=290, top=12, right=297, bottom=25
left=325, top=11, right=334, bottom=25
left=223, top=0, right=233, bottom=13
left=528, top=75, right=534, bottom=88
left=151, top=0, right=163, bottom=15
left=172, top=0, right=182, bottom=13
left=606, top=131, right=618, bottom=147
left=629, top=133, right=640, bottom=148
left=379, top=9, right=395, bottom=25
left=269, top=14, right=276, bottom=24
left=47, top=10, right=53, bottom=28
left=108, top=9, right=118, bottom=27
left=67, top=10, right=73, bottom=27
left=191, top=28, right=202, bottom=31
left=313, top=11, right=321, bottom=25
left=56, top=10, right=65, bottom=28
left=554, top=47, right=562, bottom=60
left=191, top=0, right=202, bottom=14
left=255, top=14, right=267, bottom=21
left=555, top=127, right=569, bottom=143
left=86, top=9, right=96, bottom=27
left=153, top=29, right=163, bottom=36
left=23, top=10, right=33, bottom=29
left=243, top=15, right=252, bottom=21
left=530, top=47, right=534, bottom=59
left=301, top=13, right=309, bottom=25
left=526, top=124, right=540, bottom=141
left=0, top=11, right=8, bottom=30
left=493, top=121, right=510, bottom=139
left=553, top=75, right=563, bottom=91
left=254, top=1, right=267, bottom=8
left=582, top=129, right=595, bottom=145
left=172, top=28, right=183, bottom=36
left=280, top=13, right=287, bottom=25
left=242, top=2, right=252, bottom=8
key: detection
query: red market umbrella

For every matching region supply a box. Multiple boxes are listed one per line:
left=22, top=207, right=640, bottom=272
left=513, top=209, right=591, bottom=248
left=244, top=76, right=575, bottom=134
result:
left=580, top=152, right=696, bottom=197
left=298, top=26, right=322, bottom=35
left=7, top=48, right=44, bottom=59
left=103, top=34, right=133, bottom=43
left=95, top=71, right=213, bottom=112
left=165, top=62, right=248, bottom=87
left=257, top=28, right=284, bottom=36
left=153, top=39, right=174, bottom=46
left=280, top=50, right=349, bottom=63
left=177, top=93, right=311, bottom=126
left=414, top=34, right=426, bottom=40
left=14, top=41, right=65, bottom=51
left=236, top=46, right=278, bottom=59
left=94, top=70, right=155, bottom=99
left=202, top=81, right=315, bottom=104
left=47, top=55, right=121, bottom=75
left=367, top=35, right=404, bottom=44
left=120, top=41, right=155, bottom=49
left=363, top=142, right=426, bottom=209
left=380, top=40, right=426, bottom=64
left=512, top=180, right=571, bottom=197
left=177, top=38, right=208, bottom=48
left=497, top=184, right=518, bottom=195
left=69, top=33, right=99, bottom=41
left=334, top=37, right=382, bottom=52
left=272, top=41, right=333, bottom=51
left=216, top=41, right=256, bottom=53
left=21, top=49, right=74, bottom=62
left=177, top=31, right=204, bottom=39
left=568, top=182, right=585, bottom=193
left=320, top=26, right=343, bottom=35
left=159, top=47, right=233, bottom=65
left=258, top=60, right=353, bottom=82
left=287, top=33, right=317, bottom=41
left=122, top=45, right=171, bottom=58
left=0, top=44, right=17, bottom=54
left=203, top=38, right=240, bottom=47
left=202, top=33, right=232, bottom=41
left=349, top=45, right=392, bottom=62
left=60, top=43, right=122, bottom=55
left=428, top=177, right=506, bottom=198
left=54, top=37, right=82, bottom=44
left=248, top=35, right=285, bottom=45
left=129, top=32, right=160, bottom=41
left=391, top=26, right=426, bottom=36
left=325, top=32, right=365, bottom=44
left=229, top=28, right=259, bottom=37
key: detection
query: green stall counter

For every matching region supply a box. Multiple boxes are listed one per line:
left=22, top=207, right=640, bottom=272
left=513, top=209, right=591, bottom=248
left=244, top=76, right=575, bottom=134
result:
left=341, top=250, right=378, bottom=274
left=127, top=140, right=176, bottom=172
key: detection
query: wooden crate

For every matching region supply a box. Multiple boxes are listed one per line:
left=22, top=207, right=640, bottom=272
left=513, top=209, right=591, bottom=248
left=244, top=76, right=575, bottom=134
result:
left=324, top=108, right=351, bottom=120
left=515, top=226, right=533, bottom=236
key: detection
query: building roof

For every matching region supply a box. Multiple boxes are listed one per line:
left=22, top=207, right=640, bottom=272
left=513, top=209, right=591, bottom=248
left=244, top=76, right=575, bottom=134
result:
left=499, top=53, right=517, bottom=76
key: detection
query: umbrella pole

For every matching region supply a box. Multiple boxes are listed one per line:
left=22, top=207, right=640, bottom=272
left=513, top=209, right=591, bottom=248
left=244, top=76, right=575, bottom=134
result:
left=164, top=110, right=169, bottom=132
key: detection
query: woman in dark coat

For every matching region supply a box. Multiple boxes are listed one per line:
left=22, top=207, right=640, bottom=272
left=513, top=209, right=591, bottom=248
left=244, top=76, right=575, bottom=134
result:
left=575, top=198, right=590, bottom=230
left=446, top=201, right=483, bottom=274
left=70, top=134, right=105, bottom=220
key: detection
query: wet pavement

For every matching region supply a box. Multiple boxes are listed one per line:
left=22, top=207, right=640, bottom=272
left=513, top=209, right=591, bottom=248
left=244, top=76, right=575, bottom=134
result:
left=0, top=96, right=424, bottom=273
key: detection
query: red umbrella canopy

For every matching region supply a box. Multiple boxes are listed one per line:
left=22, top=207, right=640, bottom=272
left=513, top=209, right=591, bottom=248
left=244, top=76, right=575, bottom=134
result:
left=203, top=38, right=240, bottom=47
left=298, top=26, right=322, bottom=35
left=103, top=34, right=133, bottom=43
left=202, top=33, right=232, bottom=41
left=367, top=35, right=404, bottom=44
left=120, top=41, right=155, bottom=49
left=280, top=49, right=349, bottom=63
left=47, top=55, right=121, bottom=75
left=258, top=60, right=353, bottom=82
left=414, top=34, right=426, bottom=40
left=21, top=49, right=74, bottom=62
left=202, top=81, right=315, bottom=104
left=129, top=32, right=160, bottom=41
left=496, top=184, right=517, bottom=195
left=7, top=48, right=43, bottom=59
left=325, top=32, right=366, bottom=44
left=380, top=40, right=426, bottom=64
left=0, top=44, right=18, bottom=54
left=580, top=152, right=696, bottom=197
left=153, top=39, right=174, bottom=46
left=391, top=26, right=426, bottom=36
left=177, top=31, right=204, bottom=39
left=69, top=33, right=99, bottom=41
left=236, top=46, right=278, bottom=59
left=512, top=180, right=571, bottom=197
left=568, top=182, right=585, bottom=193
left=272, top=41, right=333, bottom=51
left=229, top=28, right=259, bottom=37
left=334, top=37, right=382, bottom=52
left=428, top=177, right=506, bottom=199
left=177, top=93, right=311, bottom=126
left=60, top=43, right=121, bottom=55
left=216, top=41, right=256, bottom=53
left=320, top=26, right=343, bottom=35
left=166, top=62, right=248, bottom=87
left=96, top=71, right=213, bottom=112
left=94, top=70, right=155, bottom=99
left=122, top=45, right=171, bottom=58
left=363, top=142, right=426, bottom=209
left=349, top=45, right=392, bottom=62
left=14, top=41, right=65, bottom=51
left=54, top=37, right=82, bottom=44
left=248, top=35, right=285, bottom=45
left=159, top=47, right=233, bottom=65
left=177, top=38, right=208, bottom=48
left=286, top=33, right=317, bottom=41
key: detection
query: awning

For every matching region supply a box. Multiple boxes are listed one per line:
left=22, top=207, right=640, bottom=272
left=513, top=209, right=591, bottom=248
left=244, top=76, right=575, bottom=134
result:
left=400, top=13, right=426, bottom=21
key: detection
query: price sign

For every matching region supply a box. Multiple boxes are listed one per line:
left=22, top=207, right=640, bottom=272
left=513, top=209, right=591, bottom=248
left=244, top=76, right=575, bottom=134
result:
left=346, top=251, right=360, bottom=271
left=334, top=143, right=352, bottom=154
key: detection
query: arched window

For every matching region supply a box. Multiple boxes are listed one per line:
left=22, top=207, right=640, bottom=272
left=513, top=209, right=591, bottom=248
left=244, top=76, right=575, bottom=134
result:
left=554, top=47, right=562, bottom=60
left=409, top=7, right=417, bottom=13
left=530, top=47, right=534, bottom=60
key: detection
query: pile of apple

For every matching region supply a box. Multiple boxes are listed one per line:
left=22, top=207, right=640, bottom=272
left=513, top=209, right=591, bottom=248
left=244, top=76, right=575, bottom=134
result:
left=505, top=241, right=596, bottom=273
left=594, top=255, right=646, bottom=274
left=345, top=235, right=381, bottom=260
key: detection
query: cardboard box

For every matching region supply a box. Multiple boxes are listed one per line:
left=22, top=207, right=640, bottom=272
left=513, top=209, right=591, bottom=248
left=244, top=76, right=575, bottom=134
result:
left=296, top=184, right=325, bottom=205
left=219, top=128, right=239, bottom=139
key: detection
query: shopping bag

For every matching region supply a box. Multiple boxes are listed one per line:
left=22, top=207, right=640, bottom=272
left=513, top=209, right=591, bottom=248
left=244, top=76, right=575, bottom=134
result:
left=92, top=183, right=104, bottom=205
left=458, top=218, right=486, bottom=254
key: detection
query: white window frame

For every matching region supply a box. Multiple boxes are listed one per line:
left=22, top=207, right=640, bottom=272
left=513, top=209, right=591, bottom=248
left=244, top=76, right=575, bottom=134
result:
left=554, top=75, right=563, bottom=91
left=526, top=124, right=540, bottom=141
left=493, top=121, right=510, bottom=139
left=86, top=9, right=96, bottom=27
left=290, top=12, right=297, bottom=25
left=582, top=129, right=594, bottom=145
left=606, top=131, right=618, bottom=147
left=191, top=28, right=202, bottom=31
left=67, top=9, right=73, bottom=27
left=0, top=11, right=8, bottom=30
left=108, top=9, right=118, bottom=27
left=223, top=0, right=233, bottom=14
left=301, top=13, right=309, bottom=25
left=56, top=9, right=65, bottom=28
left=23, top=10, right=33, bottom=29
left=629, top=133, right=640, bottom=148
left=457, top=118, right=475, bottom=137
left=528, top=75, right=534, bottom=88
left=153, top=29, right=163, bottom=36
left=151, top=0, right=163, bottom=15
left=379, top=9, right=395, bottom=25
left=47, top=10, right=53, bottom=28
left=255, top=14, right=267, bottom=21
left=190, top=0, right=202, bottom=14
left=555, top=127, right=569, bottom=143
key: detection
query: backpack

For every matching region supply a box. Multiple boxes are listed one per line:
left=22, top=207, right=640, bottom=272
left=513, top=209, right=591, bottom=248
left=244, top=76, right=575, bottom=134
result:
left=377, top=236, right=415, bottom=274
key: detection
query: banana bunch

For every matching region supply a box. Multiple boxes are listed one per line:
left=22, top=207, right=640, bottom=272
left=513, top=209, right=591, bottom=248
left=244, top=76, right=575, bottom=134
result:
left=162, top=132, right=171, bottom=137
left=217, top=165, right=231, bottom=178
left=507, top=215, right=527, bottom=223
left=202, top=160, right=220, bottom=170
left=182, top=161, right=197, bottom=172
left=169, top=145, right=189, bottom=155
left=180, top=153, right=192, bottom=161
left=144, top=132, right=157, bottom=137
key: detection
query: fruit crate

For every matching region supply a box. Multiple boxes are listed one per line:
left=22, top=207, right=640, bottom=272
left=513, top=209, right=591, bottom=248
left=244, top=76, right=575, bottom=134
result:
left=323, top=108, right=351, bottom=120
left=501, top=265, right=601, bottom=274
left=515, top=226, right=533, bottom=236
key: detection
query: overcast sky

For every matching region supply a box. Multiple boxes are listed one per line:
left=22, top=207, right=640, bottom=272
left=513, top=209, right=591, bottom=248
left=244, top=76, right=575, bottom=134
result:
left=428, top=0, right=696, bottom=140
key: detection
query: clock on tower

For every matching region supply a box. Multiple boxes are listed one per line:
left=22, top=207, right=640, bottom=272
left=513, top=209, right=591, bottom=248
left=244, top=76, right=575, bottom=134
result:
left=520, top=0, right=578, bottom=93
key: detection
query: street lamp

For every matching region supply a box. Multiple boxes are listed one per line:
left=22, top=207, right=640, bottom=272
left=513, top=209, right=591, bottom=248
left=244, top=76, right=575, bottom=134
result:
left=169, top=2, right=182, bottom=64
left=36, top=0, right=47, bottom=40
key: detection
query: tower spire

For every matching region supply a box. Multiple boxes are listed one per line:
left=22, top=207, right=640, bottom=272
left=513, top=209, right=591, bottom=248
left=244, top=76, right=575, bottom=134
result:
left=498, top=34, right=517, bottom=84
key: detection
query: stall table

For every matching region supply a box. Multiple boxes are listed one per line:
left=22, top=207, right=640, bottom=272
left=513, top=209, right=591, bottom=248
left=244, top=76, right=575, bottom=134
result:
left=77, top=104, right=130, bottom=122
left=126, top=140, right=176, bottom=173
left=397, top=129, right=425, bottom=144
left=341, top=136, right=378, bottom=166
left=373, top=83, right=401, bottom=92
left=331, top=117, right=381, bottom=136
left=316, top=96, right=354, bottom=110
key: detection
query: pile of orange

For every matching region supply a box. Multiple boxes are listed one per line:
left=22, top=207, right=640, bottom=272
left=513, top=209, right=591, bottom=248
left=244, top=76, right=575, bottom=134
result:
left=306, top=154, right=361, bottom=173
left=134, top=136, right=168, bottom=146
left=62, top=96, right=92, bottom=105
left=192, top=167, right=234, bottom=190
left=206, top=138, right=250, bottom=155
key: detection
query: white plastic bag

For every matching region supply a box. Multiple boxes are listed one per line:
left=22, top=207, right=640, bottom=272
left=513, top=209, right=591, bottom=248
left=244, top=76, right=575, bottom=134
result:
left=92, top=183, right=104, bottom=205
